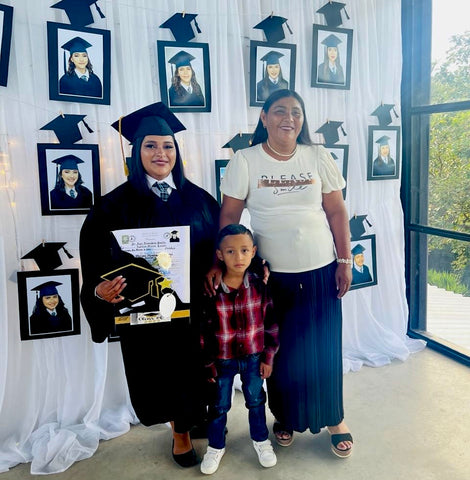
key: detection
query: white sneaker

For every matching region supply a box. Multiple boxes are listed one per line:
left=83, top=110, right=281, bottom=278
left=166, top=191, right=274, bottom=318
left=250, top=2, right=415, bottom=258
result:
left=253, top=439, right=277, bottom=468
left=201, top=446, right=225, bottom=474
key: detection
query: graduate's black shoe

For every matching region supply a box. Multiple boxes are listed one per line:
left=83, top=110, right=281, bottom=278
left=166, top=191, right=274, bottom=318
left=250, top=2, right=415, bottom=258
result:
left=172, top=441, right=200, bottom=468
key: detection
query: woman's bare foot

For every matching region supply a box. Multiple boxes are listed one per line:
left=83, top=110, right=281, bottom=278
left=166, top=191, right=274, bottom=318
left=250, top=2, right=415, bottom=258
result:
left=327, top=420, right=353, bottom=454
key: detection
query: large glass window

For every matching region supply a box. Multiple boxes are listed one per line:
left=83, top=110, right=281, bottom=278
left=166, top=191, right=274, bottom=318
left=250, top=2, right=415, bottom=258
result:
left=402, top=0, right=470, bottom=364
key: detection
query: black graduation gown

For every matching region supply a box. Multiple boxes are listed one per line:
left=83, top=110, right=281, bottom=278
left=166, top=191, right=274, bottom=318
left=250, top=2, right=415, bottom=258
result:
left=79, top=180, right=219, bottom=429
left=372, top=157, right=396, bottom=176
left=30, top=305, right=73, bottom=335
left=50, top=186, right=93, bottom=209
left=317, top=63, right=345, bottom=84
left=352, top=264, right=373, bottom=285
left=168, top=86, right=205, bottom=106
left=256, top=78, right=289, bottom=102
left=59, top=72, right=103, bottom=98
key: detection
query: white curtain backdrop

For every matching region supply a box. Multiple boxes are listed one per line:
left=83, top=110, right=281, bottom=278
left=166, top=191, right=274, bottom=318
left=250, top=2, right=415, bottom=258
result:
left=0, top=0, right=425, bottom=474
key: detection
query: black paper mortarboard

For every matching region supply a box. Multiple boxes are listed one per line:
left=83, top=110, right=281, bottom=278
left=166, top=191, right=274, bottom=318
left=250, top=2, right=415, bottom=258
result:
left=168, top=50, right=195, bottom=69
left=111, top=102, right=186, bottom=144
left=101, top=263, right=165, bottom=303
left=351, top=244, right=366, bottom=256
left=253, top=15, right=293, bottom=43
left=51, top=0, right=105, bottom=27
left=31, top=280, right=63, bottom=298
left=159, top=12, right=201, bottom=42
left=40, top=114, right=93, bottom=144
left=317, top=1, right=350, bottom=28
left=315, top=120, right=347, bottom=145
left=223, top=133, right=253, bottom=153
left=371, top=104, right=399, bottom=126
left=349, top=214, right=372, bottom=239
left=61, top=36, right=92, bottom=54
left=22, top=242, right=73, bottom=271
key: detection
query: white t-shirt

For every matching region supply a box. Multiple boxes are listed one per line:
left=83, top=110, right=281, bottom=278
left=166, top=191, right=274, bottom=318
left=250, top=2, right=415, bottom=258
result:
left=220, top=143, right=346, bottom=273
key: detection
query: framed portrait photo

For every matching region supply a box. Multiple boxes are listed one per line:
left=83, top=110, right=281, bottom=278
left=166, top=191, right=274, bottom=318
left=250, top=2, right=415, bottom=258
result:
left=367, top=125, right=401, bottom=181
left=326, top=144, right=349, bottom=199
left=47, top=22, right=111, bottom=105
left=249, top=41, right=296, bottom=107
left=350, top=234, right=378, bottom=291
left=0, top=4, right=13, bottom=87
left=311, top=25, right=353, bottom=90
left=37, top=143, right=100, bottom=216
left=215, top=159, right=229, bottom=205
left=157, top=40, right=211, bottom=112
left=17, top=269, right=81, bottom=341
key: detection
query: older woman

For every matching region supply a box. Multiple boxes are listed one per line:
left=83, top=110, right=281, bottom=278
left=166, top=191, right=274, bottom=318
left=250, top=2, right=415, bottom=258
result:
left=79, top=103, right=219, bottom=467
left=211, top=89, right=353, bottom=457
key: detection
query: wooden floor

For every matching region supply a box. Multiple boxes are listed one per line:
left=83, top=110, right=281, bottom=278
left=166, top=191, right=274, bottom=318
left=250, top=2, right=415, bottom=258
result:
left=427, top=284, right=470, bottom=352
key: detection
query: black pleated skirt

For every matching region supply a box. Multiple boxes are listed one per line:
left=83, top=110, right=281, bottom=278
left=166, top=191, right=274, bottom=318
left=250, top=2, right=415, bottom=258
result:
left=267, top=261, right=344, bottom=434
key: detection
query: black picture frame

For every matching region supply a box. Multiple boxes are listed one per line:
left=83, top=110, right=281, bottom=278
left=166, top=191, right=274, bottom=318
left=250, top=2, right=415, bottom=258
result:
left=350, top=234, right=378, bottom=290
left=311, top=25, right=353, bottom=90
left=367, top=125, right=401, bottom=181
left=17, top=269, right=81, bottom=341
left=0, top=4, right=13, bottom=87
left=215, top=159, right=229, bottom=205
left=37, top=143, right=100, bottom=216
left=249, top=40, right=296, bottom=107
left=325, top=144, right=349, bottom=199
left=47, top=22, right=111, bottom=105
left=157, top=40, right=211, bottom=112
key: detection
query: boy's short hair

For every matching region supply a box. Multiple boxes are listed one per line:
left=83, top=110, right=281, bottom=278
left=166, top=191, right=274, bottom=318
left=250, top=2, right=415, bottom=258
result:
left=216, top=224, right=254, bottom=249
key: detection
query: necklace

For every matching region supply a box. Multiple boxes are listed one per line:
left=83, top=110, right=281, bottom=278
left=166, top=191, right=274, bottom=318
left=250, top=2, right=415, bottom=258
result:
left=266, top=139, right=297, bottom=157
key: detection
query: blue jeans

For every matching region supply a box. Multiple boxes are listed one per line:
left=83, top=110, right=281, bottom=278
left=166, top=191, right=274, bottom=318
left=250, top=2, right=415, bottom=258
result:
left=207, top=353, right=269, bottom=449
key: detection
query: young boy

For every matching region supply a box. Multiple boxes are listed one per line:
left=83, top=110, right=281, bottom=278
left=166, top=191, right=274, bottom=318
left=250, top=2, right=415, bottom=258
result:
left=200, top=224, right=279, bottom=475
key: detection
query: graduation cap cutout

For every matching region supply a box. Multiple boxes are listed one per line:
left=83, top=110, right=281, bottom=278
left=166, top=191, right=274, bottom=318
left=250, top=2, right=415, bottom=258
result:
left=22, top=242, right=73, bottom=271
left=101, top=263, right=166, bottom=304
left=253, top=15, right=293, bottom=43
left=31, top=280, right=63, bottom=298
left=223, top=133, right=252, bottom=153
left=349, top=214, right=372, bottom=239
left=51, top=0, right=105, bottom=27
left=321, top=34, right=342, bottom=48
left=370, top=103, right=399, bottom=126
left=351, top=243, right=366, bottom=256
left=315, top=120, right=347, bottom=145
left=40, top=114, right=93, bottom=144
left=316, top=1, right=350, bottom=28
left=159, top=12, right=201, bottom=42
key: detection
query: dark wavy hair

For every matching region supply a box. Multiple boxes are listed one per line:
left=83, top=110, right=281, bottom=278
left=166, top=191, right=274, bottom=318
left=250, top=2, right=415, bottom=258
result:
left=251, top=89, right=313, bottom=146
left=126, top=136, right=186, bottom=193
left=320, top=46, right=342, bottom=80
left=31, top=295, right=69, bottom=316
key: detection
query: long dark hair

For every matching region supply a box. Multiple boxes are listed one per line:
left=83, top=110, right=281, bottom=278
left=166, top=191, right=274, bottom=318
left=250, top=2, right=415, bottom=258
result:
left=31, top=295, right=68, bottom=316
left=251, top=89, right=313, bottom=146
left=66, top=55, right=94, bottom=75
left=171, top=65, right=203, bottom=98
left=127, top=136, right=187, bottom=193
left=54, top=170, right=85, bottom=192
left=320, top=46, right=341, bottom=79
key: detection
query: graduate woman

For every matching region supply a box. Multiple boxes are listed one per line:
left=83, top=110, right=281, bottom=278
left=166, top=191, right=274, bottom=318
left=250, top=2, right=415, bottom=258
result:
left=50, top=154, right=93, bottom=210
left=59, top=37, right=103, bottom=98
left=79, top=103, right=219, bottom=467
left=168, top=51, right=205, bottom=107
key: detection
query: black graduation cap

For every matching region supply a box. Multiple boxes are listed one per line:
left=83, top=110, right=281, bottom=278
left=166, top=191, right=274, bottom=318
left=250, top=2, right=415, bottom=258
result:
left=223, top=133, right=253, bottom=153
left=61, top=36, right=92, bottom=54
left=31, top=280, right=63, bottom=298
left=51, top=0, right=105, bottom=27
left=351, top=244, right=366, bottom=256
left=321, top=33, right=343, bottom=48
left=315, top=120, right=347, bottom=145
left=111, top=102, right=186, bottom=144
left=101, top=263, right=165, bottom=303
left=253, top=15, right=293, bottom=43
left=370, top=104, right=399, bottom=126
left=159, top=12, right=201, bottom=42
left=168, top=50, right=195, bottom=68
left=22, top=242, right=73, bottom=271
left=52, top=154, right=84, bottom=172
left=316, top=1, right=350, bottom=28
left=260, top=50, right=284, bottom=65
left=376, top=135, right=391, bottom=146
left=349, top=214, right=372, bottom=239
left=40, top=114, right=93, bottom=144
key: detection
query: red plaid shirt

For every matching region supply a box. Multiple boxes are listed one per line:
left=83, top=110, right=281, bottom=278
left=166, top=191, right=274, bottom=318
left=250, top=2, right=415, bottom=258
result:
left=200, top=272, right=279, bottom=372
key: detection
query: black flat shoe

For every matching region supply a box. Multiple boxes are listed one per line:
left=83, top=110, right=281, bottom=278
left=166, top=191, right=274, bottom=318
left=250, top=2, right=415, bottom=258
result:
left=172, top=441, right=200, bottom=468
